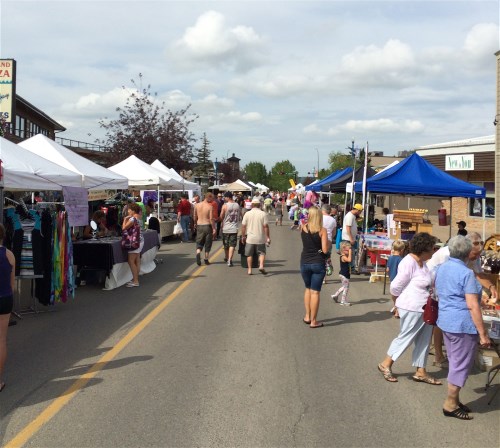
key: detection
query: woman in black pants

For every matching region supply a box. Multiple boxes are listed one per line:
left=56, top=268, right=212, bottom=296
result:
left=0, top=223, right=16, bottom=392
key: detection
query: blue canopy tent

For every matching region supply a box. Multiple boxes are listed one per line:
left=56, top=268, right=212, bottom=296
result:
left=353, top=153, right=485, bottom=198
left=305, top=167, right=352, bottom=192
left=353, top=153, right=486, bottom=238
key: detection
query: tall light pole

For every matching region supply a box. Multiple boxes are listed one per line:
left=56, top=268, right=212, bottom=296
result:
left=348, top=139, right=359, bottom=207
left=315, top=148, right=319, bottom=178
left=213, top=157, right=220, bottom=186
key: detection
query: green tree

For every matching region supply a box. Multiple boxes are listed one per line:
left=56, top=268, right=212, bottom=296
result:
left=193, top=133, right=212, bottom=179
left=243, top=161, right=268, bottom=185
left=98, top=74, right=198, bottom=170
left=268, top=160, right=297, bottom=191
left=327, top=151, right=354, bottom=173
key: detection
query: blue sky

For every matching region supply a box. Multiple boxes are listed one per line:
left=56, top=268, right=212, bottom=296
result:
left=1, top=0, right=498, bottom=176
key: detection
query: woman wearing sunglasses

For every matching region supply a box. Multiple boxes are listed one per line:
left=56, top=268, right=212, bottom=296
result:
left=427, top=232, right=497, bottom=367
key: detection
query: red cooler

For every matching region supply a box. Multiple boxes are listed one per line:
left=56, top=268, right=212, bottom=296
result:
left=438, top=208, right=447, bottom=226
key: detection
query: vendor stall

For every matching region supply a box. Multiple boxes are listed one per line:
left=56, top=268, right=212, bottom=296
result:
left=392, top=209, right=432, bottom=240
left=354, top=153, right=486, bottom=239
left=73, top=230, right=159, bottom=290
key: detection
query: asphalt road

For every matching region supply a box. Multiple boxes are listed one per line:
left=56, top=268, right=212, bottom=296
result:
left=1, top=219, right=499, bottom=447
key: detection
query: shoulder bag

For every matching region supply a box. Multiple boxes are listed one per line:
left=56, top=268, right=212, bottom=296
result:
left=422, top=288, right=438, bottom=325
left=121, top=218, right=141, bottom=250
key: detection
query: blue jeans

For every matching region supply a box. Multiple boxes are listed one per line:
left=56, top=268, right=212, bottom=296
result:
left=180, top=215, right=191, bottom=242
left=300, top=263, right=326, bottom=292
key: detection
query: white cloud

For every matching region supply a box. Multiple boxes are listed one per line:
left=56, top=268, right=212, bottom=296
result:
left=169, top=10, right=266, bottom=72
left=303, top=124, right=322, bottom=134
left=339, top=39, right=416, bottom=86
left=304, top=119, right=424, bottom=136
left=196, top=94, right=234, bottom=109
left=462, top=23, right=499, bottom=67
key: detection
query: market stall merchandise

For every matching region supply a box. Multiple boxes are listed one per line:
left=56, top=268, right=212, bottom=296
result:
left=392, top=209, right=432, bottom=240
left=73, top=230, right=159, bottom=290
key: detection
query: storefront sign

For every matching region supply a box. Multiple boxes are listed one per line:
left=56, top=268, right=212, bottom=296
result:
left=88, top=190, right=109, bottom=201
left=0, top=59, right=15, bottom=123
left=445, top=154, right=474, bottom=171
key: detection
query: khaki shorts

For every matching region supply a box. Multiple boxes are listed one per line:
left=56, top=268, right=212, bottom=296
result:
left=244, top=243, right=266, bottom=257
left=196, top=224, right=213, bottom=252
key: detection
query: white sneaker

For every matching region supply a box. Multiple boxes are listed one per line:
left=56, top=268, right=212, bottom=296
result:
left=331, top=294, right=339, bottom=303
left=339, top=301, right=352, bottom=306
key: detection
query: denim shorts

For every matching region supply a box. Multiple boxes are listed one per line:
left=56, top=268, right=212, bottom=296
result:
left=301, top=263, right=326, bottom=292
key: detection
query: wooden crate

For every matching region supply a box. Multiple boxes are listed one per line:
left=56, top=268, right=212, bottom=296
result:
left=393, top=209, right=424, bottom=224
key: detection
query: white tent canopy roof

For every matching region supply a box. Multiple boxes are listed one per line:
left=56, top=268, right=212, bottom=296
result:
left=150, top=160, right=201, bottom=193
left=0, top=136, right=82, bottom=190
left=108, top=155, right=184, bottom=190
left=219, top=179, right=253, bottom=192
left=19, top=134, right=129, bottom=190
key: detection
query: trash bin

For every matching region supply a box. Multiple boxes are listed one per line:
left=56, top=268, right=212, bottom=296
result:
left=438, top=208, right=447, bottom=226
left=240, top=254, right=259, bottom=268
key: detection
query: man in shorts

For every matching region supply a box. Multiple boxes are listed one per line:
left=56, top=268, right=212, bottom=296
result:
left=193, top=193, right=216, bottom=266
left=219, top=192, right=241, bottom=267
left=241, top=198, right=270, bottom=275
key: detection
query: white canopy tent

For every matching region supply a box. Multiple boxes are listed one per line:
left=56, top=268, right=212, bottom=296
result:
left=108, top=155, right=184, bottom=190
left=1, top=136, right=83, bottom=221
left=19, top=134, right=129, bottom=190
left=0, top=136, right=82, bottom=190
left=219, top=179, right=253, bottom=192
left=150, top=160, right=201, bottom=195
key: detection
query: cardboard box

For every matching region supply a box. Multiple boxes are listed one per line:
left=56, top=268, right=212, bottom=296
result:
left=476, top=347, right=500, bottom=372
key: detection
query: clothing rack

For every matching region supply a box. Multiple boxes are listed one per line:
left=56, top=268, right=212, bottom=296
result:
left=4, top=197, right=20, bottom=206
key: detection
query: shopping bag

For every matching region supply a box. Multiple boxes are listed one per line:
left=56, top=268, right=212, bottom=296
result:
left=173, top=223, right=183, bottom=235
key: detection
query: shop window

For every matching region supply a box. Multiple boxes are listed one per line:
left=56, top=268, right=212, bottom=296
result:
left=375, top=195, right=385, bottom=207
left=15, top=115, right=25, bottom=138
left=469, top=182, right=495, bottom=218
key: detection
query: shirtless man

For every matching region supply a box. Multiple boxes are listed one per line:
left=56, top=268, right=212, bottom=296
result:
left=193, top=193, right=216, bottom=266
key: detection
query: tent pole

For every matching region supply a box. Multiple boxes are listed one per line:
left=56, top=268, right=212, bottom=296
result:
left=0, top=187, right=4, bottom=225
left=449, top=197, right=452, bottom=241
left=482, top=198, right=486, bottom=241
left=364, top=192, right=370, bottom=232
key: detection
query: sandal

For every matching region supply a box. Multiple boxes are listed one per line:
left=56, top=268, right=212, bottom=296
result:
left=412, top=375, right=442, bottom=385
left=459, top=402, right=472, bottom=413
left=378, top=364, right=398, bottom=382
left=443, top=408, right=473, bottom=420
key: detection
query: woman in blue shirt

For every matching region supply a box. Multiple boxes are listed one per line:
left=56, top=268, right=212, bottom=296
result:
left=435, top=236, right=492, bottom=420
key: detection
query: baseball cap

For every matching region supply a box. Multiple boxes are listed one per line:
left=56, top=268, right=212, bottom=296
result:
left=456, top=220, right=466, bottom=227
left=353, top=203, right=363, bottom=211
left=251, top=198, right=261, bottom=204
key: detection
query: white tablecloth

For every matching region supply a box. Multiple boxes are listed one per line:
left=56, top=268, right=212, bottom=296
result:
left=103, top=246, right=158, bottom=290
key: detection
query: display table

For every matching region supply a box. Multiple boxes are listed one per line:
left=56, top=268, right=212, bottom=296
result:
left=73, top=230, right=159, bottom=290
left=159, top=220, right=176, bottom=239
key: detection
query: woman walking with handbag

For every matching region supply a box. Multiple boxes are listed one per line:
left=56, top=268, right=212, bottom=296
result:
left=377, top=232, right=441, bottom=384
left=300, top=206, right=329, bottom=328
left=122, top=203, right=143, bottom=287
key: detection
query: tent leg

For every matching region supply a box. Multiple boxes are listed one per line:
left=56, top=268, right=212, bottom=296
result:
left=449, top=197, right=452, bottom=241
left=482, top=198, right=486, bottom=241
left=0, top=187, right=3, bottom=224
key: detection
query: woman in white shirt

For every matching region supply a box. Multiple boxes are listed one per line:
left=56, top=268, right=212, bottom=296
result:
left=377, top=233, right=441, bottom=384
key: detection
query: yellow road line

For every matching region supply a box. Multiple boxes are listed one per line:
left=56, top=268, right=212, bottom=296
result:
left=5, top=246, right=224, bottom=448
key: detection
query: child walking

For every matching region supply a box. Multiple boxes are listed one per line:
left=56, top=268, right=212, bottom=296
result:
left=386, top=240, right=406, bottom=318
left=331, top=241, right=352, bottom=306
